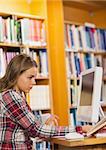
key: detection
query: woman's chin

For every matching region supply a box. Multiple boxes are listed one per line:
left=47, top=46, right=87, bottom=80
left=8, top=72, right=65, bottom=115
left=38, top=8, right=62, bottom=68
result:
left=24, top=89, right=30, bottom=93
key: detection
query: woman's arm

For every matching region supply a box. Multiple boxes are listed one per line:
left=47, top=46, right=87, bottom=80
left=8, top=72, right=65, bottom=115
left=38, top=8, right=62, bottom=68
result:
left=2, top=90, right=75, bottom=138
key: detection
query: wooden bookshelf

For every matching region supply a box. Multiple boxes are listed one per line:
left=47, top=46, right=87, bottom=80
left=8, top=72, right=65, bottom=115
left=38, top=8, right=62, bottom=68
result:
left=63, top=1, right=106, bottom=28
left=0, top=42, right=47, bottom=50
left=1, top=0, right=106, bottom=128
left=0, top=1, right=68, bottom=149
left=35, top=77, right=49, bottom=85
left=63, top=1, right=106, bottom=12
left=0, top=42, right=20, bottom=47
left=47, top=0, right=69, bottom=125
left=63, top=1, right=106, bottom=126
left=0, top=0, right=69, bottom=127
left=0, top=11, right=45, bottom=20
left=0, top=1, right=51, bottom=115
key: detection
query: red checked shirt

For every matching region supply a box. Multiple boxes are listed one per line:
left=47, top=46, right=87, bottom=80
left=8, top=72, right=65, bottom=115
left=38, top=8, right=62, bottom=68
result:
left=0, top=89, right=75, bottom=150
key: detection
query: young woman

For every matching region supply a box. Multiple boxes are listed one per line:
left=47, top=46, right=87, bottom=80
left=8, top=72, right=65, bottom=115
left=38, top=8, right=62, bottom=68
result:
left=0, top=54, right=77, bottom=150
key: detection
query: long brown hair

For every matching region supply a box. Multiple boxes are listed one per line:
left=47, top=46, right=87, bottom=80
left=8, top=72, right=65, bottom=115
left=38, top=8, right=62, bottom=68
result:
left=0, top=54, right=37, bottom=92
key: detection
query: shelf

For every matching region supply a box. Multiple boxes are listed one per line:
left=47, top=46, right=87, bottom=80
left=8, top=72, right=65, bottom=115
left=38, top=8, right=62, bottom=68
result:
left=68, top=76, right=106, bottom=81
left=36, top=76, right=49, bottom=80
left=64, top=20, right=106, bottom=30
left=0, top=11, right=45, bottom=20
left=66, top=49, right=106, bottom=55
left=0, top=42, right=47, bottom=49
left=35, top=77, right=49, bottom=85
left=67, top=76, right=79, bottom=80
left=33, top=108, right=51, bottom=111
left=69, top=105, right=77, bottom=109
left=63, top=1, right=106, bottom=12
left=28, top=45, right=47, bottom=49
left=64, top=20, right=83, bottom=26
left=0, top=42, right=20, bottom=48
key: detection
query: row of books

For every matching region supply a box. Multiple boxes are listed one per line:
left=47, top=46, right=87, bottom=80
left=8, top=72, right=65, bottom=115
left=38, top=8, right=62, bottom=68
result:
left=0, top=48, right=19, bottom=77
left=29, top=49, right=48, bottom=77
left=0, top=16, right=46, bottom=46
left=32, top=110, right=51, bottom=150
left=69, top=107, right=87, bottom=127
left=33, top=140, right=51, bottom=150
left=20, top=47, right=48, bottom=77
left=67, top=79, right=79, bottom=107
left=0, top=48, right=48, bottom=78
left=28, top=85, right=50, bottom=110
left=66, top=51, right=106, bottom=77
left=102, top=82, right=106, bottom=105
left=64, top=23, right=106, bottom=51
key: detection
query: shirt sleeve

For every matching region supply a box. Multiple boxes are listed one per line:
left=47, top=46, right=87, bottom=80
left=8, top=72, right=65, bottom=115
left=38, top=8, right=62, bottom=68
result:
left=2, top=90, right=75, bottom=138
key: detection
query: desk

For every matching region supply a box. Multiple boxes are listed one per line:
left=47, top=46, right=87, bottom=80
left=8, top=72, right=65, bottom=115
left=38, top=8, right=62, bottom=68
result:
left=51, top=136, right=106, bottom=150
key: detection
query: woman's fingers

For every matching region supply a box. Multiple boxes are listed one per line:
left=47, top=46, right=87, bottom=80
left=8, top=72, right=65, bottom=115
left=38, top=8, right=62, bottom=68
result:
left=45, top=114, right=59, bottom=126
left=82, top=125, right=92, bottom=133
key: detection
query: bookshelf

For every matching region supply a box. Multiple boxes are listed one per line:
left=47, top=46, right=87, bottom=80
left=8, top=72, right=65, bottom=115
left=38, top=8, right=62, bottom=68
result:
left=1, top=0, right=106, bottom=128
left=0, top=1, right=52, bottom=149
left=0, top=0, right=70, bottom=128
left=46, top=0, right=106, bottom=126
left=47, top=0, right=69, bottom=125
left=0, top=1, right=51, bottom=112
left=63, top=1, right=106, bottom=126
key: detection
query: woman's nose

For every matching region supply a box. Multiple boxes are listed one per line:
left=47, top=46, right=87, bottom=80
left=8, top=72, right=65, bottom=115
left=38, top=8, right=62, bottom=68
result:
left=32, top=78, right=36, bottom=85
left=33, top=79, right=36, bottom=84
left=34, top=80, right=36, bottom=85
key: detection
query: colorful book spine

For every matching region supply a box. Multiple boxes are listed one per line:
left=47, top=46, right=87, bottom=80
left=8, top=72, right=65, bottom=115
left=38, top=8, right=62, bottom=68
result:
left=64, top=23, right=106, bottom=52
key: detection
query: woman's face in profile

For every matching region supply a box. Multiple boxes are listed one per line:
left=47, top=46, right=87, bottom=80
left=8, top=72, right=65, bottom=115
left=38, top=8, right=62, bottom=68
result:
left=15, top=67, right=37, bottom=93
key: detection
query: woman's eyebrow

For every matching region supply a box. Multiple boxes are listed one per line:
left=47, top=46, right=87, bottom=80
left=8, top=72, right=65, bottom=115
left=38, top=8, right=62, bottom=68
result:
left=29, top=74, right=37, bottom=78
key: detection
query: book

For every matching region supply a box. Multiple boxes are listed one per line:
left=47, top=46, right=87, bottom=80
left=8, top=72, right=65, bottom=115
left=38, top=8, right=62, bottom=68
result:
left=78, top=26, right=87, bottom=50
left=66, top=52, right=71, bottom=77
left=102, top=56, right=106, bottom=78
left=95, top=127, right=106, bottom=137
left=102, top=82, right=106, bottom=104
left=0, top=48, right=6, bottom=78
left=86, top=116, right=106, bottom=137
left=71, top=24, right=80, bottom=51
left=64, top=24, right=71, bottom=50
left=29, top=85, right=50, bottom=110
left=70, top=108, right=77, bottom=127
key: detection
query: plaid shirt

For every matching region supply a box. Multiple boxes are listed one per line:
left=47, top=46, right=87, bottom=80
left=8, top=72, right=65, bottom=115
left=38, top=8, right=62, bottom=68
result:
left=0, top=89, right=75, bottom=150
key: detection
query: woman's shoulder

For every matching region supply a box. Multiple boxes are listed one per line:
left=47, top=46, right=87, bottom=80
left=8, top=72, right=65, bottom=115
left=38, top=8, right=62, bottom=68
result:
left=2, top=89, right=17, bottom=94
left=1, top=89, right=27, bottom=111
left=2, top=89, right=23, bottom=100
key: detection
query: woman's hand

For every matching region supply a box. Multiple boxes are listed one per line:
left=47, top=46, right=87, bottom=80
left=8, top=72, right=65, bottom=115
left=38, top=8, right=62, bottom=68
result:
left=82, top=125, right=92, bottom=133
left=45, top=114, right=59, bottom=126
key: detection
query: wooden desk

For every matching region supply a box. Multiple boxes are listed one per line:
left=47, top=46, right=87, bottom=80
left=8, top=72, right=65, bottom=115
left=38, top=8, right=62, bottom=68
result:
left=51, top=136, right=106, bottom=150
